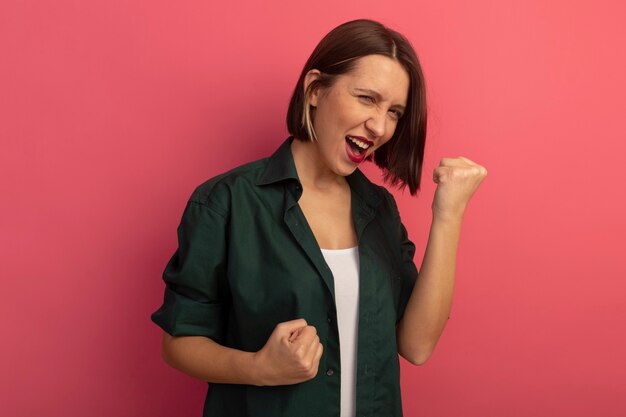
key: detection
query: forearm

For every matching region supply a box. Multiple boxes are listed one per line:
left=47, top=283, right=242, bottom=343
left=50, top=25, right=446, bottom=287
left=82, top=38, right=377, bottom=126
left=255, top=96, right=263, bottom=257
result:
left=161, top=332, right=260, bottom=385
left=397, top=214, right=462, bottom=364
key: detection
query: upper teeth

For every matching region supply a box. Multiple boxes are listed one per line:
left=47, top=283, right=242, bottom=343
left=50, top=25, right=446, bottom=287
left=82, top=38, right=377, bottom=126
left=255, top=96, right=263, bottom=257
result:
left=348, top=136, right=370, bottom=149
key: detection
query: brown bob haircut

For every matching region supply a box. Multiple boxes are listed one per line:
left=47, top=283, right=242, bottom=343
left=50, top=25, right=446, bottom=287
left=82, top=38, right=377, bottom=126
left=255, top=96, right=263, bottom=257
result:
left=287, top=19, right=427, bottom=195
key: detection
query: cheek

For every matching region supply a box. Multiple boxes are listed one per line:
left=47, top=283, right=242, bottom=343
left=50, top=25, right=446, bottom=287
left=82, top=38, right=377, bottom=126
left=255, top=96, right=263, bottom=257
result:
left=317, top=108, right=351, bottom=136
left=315, top=95, right=362, bottom=134
left=386, top=119, right=401, bottom=137
left=379, top=128, right=397, bottom=148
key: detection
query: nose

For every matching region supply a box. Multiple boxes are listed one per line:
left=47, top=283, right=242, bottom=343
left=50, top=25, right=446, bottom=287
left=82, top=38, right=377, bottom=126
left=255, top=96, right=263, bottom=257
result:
left=364, top=109, right=386, bottom=139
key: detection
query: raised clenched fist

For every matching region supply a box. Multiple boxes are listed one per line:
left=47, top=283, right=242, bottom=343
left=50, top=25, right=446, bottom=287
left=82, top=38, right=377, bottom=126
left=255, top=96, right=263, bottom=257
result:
left=432, top=156, right=487, bottom=221
left=252, top=319, right=324, bottom=386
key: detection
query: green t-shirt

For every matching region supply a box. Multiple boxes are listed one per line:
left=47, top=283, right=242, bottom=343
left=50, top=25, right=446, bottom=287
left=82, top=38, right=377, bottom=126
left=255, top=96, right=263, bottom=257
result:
left=152, top=137, right=418, bottom=416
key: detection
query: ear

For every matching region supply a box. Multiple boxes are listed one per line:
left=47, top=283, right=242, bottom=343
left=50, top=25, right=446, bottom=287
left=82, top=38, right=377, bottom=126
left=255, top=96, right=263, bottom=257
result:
left=303, top=69, right=322, bottom=107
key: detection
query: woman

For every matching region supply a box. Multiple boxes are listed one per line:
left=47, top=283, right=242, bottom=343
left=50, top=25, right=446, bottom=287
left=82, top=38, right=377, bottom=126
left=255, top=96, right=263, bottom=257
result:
left=152, top=19, right=487, bottom=417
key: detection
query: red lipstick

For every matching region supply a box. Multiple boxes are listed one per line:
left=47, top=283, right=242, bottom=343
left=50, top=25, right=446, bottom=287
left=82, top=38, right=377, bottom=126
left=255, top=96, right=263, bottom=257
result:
left=345, top=135, right=372, bottom=164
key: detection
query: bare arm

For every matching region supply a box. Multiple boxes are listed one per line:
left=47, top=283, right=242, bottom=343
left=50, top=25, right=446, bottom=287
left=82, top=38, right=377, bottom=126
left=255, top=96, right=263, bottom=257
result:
left=396, top=215, right=461, bottom=365
left=161, top=332, right=260, bottom=384
left=396, top=156, right=487, bottom=365
left=160, top=319, right=324, bottom=386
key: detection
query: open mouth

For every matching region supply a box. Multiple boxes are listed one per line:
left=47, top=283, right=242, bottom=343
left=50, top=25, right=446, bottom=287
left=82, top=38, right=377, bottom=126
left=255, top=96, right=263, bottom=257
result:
left=345, top=135, right=371, bottom=156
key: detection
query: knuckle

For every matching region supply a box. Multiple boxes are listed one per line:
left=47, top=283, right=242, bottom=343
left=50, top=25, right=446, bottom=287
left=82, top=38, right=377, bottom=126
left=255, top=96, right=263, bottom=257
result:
left=448, top=168, right=460, bottom=179
left=306, top=362, right=317, bottom=376
left=297, top=359, right=311, bottom=373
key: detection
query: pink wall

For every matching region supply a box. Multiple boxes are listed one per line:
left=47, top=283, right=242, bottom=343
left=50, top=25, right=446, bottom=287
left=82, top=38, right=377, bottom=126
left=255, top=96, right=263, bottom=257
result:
left=2, top=0, right=625, bottom=416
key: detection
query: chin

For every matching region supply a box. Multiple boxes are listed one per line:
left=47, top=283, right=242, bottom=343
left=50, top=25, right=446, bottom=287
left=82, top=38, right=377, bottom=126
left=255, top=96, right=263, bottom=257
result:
left=336, top=164, right=359, bottom=177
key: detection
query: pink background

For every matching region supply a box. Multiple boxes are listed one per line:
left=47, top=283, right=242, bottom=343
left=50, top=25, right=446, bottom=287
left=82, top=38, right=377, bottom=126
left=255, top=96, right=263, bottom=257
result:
left=2, top=0, right=625, bottom=416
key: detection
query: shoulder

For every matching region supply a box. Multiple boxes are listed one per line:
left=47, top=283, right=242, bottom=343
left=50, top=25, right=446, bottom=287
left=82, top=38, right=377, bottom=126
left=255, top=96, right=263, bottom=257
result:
left=188, top=157, right=270, bottom=214
left=379, top=186, right=401, bottom=218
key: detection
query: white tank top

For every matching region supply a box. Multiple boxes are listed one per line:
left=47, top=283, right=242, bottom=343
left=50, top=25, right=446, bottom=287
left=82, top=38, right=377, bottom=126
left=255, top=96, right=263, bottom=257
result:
left=320, top=246, right=360, bottom=417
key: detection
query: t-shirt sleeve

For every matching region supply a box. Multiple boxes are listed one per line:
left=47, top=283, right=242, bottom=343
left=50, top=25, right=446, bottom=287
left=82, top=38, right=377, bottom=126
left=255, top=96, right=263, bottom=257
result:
left=151, top=199, right=230, bottom=343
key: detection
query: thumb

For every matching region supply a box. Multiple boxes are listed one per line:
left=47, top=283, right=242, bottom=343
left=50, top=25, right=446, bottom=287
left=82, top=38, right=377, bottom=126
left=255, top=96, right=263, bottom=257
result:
left=433, top=166, right=453, bottom=184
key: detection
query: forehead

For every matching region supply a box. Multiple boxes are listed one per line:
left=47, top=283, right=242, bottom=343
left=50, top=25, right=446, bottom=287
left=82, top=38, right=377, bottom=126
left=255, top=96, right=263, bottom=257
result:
left=340, top=54, right=409, bottom=104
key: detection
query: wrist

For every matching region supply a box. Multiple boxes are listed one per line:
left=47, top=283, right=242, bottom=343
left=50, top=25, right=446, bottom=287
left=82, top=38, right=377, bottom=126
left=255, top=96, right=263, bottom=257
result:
left=432, top=202, right=466, bottom=222
left=431, top=211, right=464, bottom=226
left=249, top=350, right=269, bottom=386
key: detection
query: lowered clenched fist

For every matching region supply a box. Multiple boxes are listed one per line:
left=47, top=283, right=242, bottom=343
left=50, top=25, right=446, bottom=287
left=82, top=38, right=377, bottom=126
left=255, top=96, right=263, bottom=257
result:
left=432, top=156, right=487, bottom=221
left=252, top=319, right=324, bottom=386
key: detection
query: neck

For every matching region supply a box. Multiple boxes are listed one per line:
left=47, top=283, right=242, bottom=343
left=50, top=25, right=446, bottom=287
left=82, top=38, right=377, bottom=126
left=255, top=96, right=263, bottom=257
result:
left=291, top=138, right=347, bottom=190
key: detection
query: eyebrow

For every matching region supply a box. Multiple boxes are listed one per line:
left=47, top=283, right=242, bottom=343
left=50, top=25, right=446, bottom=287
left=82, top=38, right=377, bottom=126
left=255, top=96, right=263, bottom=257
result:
left=354, top=88, right=406, bottom=113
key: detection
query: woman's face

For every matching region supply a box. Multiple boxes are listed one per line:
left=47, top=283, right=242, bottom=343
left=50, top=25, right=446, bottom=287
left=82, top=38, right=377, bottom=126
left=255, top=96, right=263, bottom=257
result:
left=307, top=54, right=409, bottom=177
